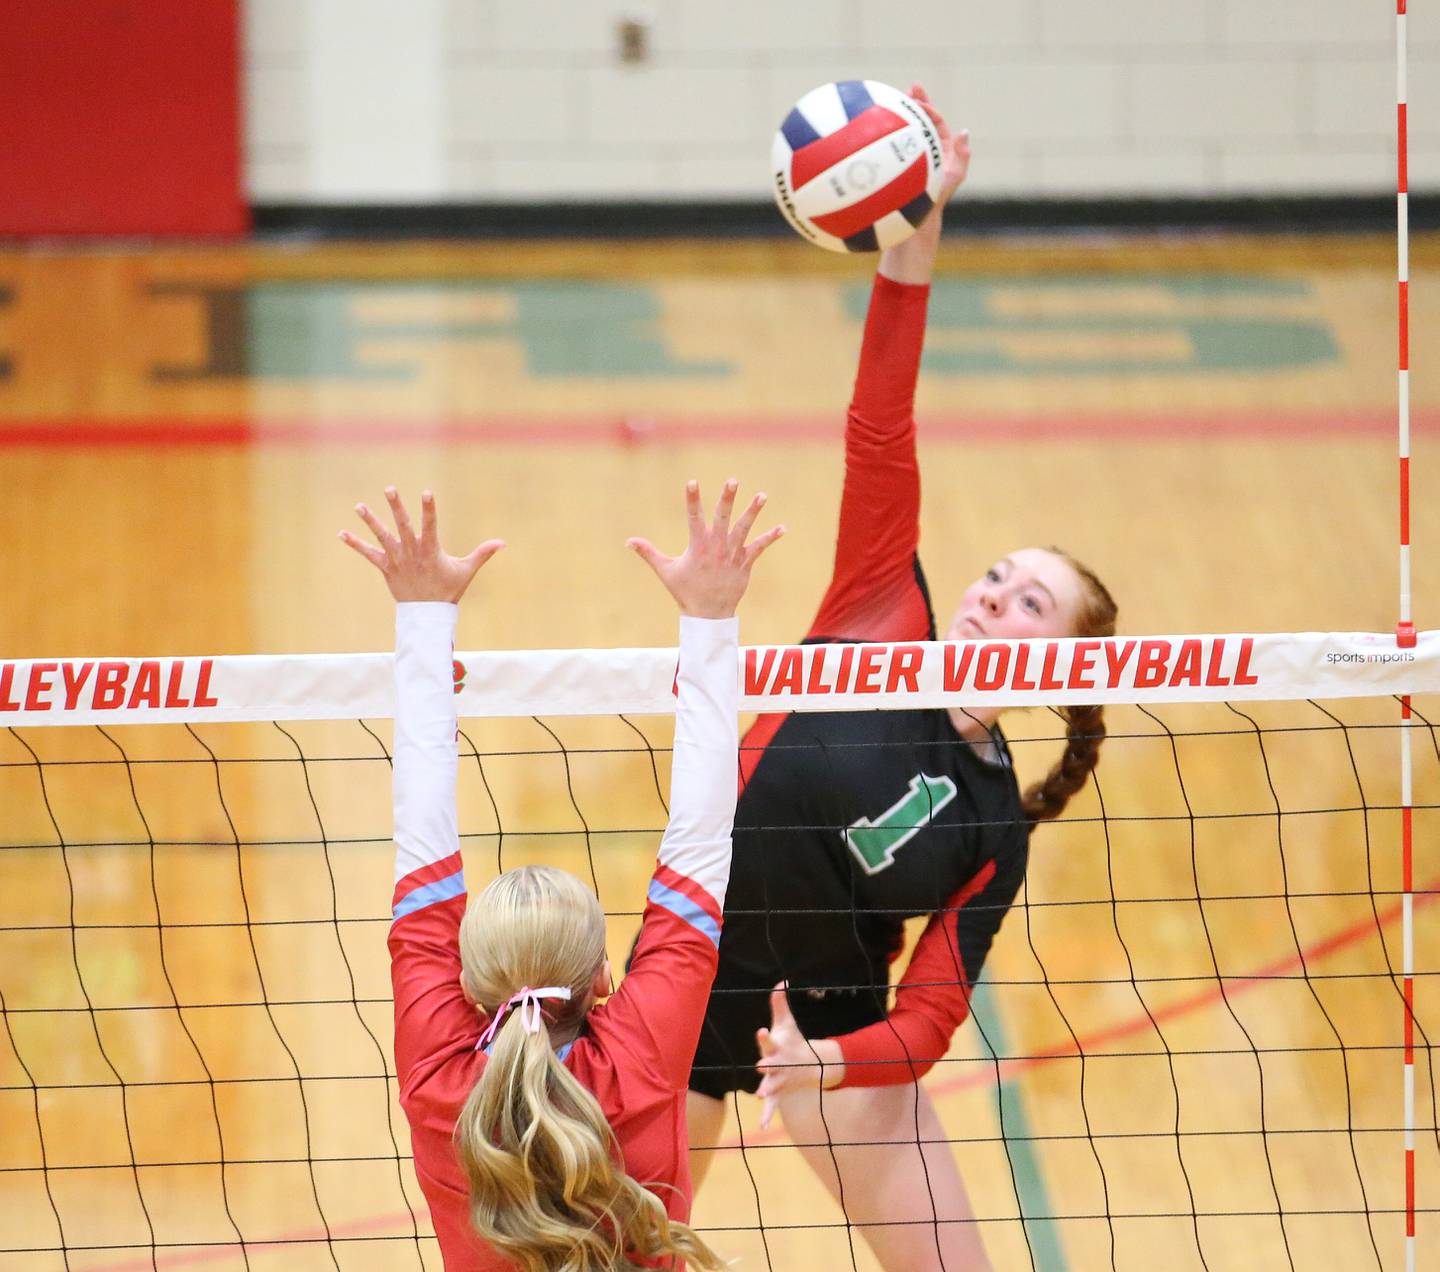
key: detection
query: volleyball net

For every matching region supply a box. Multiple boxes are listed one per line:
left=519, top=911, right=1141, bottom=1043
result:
left=2, top=631, right=1436, bottom=1270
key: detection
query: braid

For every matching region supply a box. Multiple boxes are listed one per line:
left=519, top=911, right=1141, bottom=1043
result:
left=1021, top=702, right=1106, bottom=822
left=1019, top=547, right=1118, bottom=824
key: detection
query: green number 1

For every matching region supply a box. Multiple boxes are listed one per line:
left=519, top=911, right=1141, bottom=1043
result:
left=844, top=774, right=959, bottom=875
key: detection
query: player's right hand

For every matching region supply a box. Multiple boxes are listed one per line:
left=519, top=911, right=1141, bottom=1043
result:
left=627, top=479, right=783, bottom=619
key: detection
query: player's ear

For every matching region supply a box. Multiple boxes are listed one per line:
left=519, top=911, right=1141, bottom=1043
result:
left=590, top=958, right=613, bottom=1001
left=459, top=969, right=479, bottom=1006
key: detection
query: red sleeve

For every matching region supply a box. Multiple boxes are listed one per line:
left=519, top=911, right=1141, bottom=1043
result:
left=832, top=837, right=1027, bottom=1087
left=807, top=274, right=933, bottom=643
left=388, top=878, right=478, bottom=1089
left=589, top=876, right=721, bottom=1091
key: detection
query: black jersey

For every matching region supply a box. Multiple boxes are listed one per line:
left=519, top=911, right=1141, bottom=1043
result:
left=689, top=276, right=1029, bottom=1096
left=725, top=698, right=1026, bottom=996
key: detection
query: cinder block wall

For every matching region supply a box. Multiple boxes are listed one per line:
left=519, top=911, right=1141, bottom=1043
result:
left=246, top=0, right=1439, bottom=202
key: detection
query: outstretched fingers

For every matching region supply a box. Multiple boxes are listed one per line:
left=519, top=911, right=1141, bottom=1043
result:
left=345, top=488, right=503, bottom=603
left=626, top=535, right=673, bottom=576
left=756, top=983, right=795, bottom=1128
left=729, top=490, right=766, bottom=551
left=631, top=476, right=782, bottom=617
left=338, top=528, right=387, bottom=569
left=743, top=522, right=785, bottom=568
left=768, top=982, right=795, bottom=1030
left=462, top=538, right=507, bottom=577
left=354, top=501, right=398, bottom=555
left=911, top=81, right=970, bottom=191
left=684, top=479, right=705, bottom=545
left=756, top=1020, right=779, bottom=1128
left=418, top=489, right=439, bottom=553
left=951, top=125, right=971, bottom=167
left=385, top=486, right=416, bottom=546
left=911, top=82, right=948, bottom=137
left=731, top=491, right=785, bottom=565
left=711, top=478, right=739, bottom=539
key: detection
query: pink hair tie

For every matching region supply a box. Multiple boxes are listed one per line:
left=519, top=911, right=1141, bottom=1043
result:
left=475, top=985, right=573, bottom=1052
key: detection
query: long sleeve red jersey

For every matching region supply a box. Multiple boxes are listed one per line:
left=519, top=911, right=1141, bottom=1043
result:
left=390, top=603, right=738, bottom=1267
left=695, top=274, right=1028, bottom=1095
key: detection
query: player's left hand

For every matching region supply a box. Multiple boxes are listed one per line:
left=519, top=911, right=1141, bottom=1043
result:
left=910, top=82, right=971, bottom=204
left=341, top=487, right=505, bottom=603
left=876, top=83, right=970, bottom=284
left=755, top=982, right=845, bottom=1128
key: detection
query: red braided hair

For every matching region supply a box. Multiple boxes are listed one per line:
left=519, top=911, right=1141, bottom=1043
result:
left=1020, top=549, right=1118, bottom=823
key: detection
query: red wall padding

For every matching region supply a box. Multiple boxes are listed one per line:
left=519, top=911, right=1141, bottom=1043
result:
left=0, top=1, right=246, bottom=236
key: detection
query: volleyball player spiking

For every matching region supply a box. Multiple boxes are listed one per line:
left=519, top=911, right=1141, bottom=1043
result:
left=342, top=481, right=781, bottom=1271
left=684, top=86, right=1119, bottom=1272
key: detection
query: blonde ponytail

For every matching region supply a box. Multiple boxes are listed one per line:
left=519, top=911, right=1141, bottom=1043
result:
left=455, top=866, right=723, bottom=1271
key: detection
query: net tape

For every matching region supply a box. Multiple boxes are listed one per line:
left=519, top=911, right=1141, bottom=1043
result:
left=3, top=630, right=1437, bottom=724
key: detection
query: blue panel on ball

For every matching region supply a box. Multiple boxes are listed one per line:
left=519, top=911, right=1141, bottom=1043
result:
left=844, top=225, right=880, bottom=253
left=836, top=80, right=874, bottom=121
left=899, top=191, right=934, bottom=228
left=780, top=107, right=821, bottom=151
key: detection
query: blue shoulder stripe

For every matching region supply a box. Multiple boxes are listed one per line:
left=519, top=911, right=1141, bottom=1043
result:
left=484, top=1038, right=574, bottom=1061
left=646, top=878, right=721, bottom=948
left=393, top=869, right=466, bottom=920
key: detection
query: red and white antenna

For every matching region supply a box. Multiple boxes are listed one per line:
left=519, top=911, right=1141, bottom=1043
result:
left=1396, top=3, right=1417, bottom=1269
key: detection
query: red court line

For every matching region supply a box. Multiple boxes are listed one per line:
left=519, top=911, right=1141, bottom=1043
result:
left=3, top=408, right=1440, bottom=449
left=80, top=1209, right=426, bottom=1272
left=79, top=871, right=1439, bottom=1269
left=945, top=874, right=1440, bottom=1093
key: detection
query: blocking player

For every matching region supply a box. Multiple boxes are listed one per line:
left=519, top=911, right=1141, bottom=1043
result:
left=343, top=481, right=780, bottom=1269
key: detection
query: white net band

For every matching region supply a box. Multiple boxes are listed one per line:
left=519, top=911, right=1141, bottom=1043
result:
left=2, top=629, right=1435, bottom=724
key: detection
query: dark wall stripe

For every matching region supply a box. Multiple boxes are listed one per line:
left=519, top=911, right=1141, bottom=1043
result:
left=244, top=194, right=1440, bottom=240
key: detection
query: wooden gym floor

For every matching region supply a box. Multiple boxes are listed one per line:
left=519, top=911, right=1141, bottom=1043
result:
left=0, top=233, right=1437, bottom=1269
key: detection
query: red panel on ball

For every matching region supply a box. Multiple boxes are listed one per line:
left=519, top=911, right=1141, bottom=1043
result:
left=809, top=156, right=929, bottom=239
left=789, top=104, right=908, bottom=190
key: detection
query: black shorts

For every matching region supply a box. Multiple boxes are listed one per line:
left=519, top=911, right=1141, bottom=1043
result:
left=688, top=966, right=890, bottom=1100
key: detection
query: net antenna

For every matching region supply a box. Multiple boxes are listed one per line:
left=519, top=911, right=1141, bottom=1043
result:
left=1396, top=3, right=1418, bottom=1266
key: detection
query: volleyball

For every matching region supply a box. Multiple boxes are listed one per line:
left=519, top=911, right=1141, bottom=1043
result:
left=771, top=80, right=946, bottom=253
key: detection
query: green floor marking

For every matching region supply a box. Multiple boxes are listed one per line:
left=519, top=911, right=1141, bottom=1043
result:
left=847, top=273, right=1337, bottom=375
left=968, top=980, right=1070, bottom=1272
left=244, top=280, right=730, bottom=381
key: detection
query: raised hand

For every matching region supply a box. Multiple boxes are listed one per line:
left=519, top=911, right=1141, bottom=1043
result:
left=755, top=982, right=845, bottom=1128
left=878, top=83, right=971, bottom=285
left=627, top=479, right=783, bottom=619
left=911, top=82, right=971, bottom=205
left=340, top=487, right=505, bottom=603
